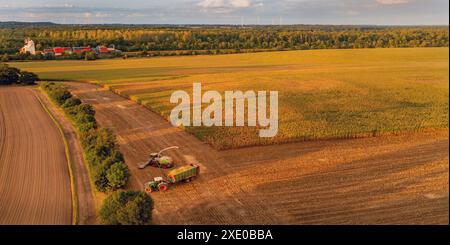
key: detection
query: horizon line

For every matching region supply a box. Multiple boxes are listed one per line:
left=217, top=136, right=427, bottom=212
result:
left=1, top=20, right=449, bottom=27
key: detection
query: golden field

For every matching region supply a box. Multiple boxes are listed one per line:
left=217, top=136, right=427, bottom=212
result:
left=11, top=48, right=449, bottom=149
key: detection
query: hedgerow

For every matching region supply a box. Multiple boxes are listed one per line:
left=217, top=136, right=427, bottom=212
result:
left=0, top=64, right=39, bottom=85
left=100, top=190, right=153, bottom=225
left=41, top=82, right=129, bottom=191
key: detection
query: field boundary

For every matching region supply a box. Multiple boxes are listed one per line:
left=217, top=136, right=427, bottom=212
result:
left=40, top=82, right=128, bottom=223
left=33, top=88, right=78, bottom=225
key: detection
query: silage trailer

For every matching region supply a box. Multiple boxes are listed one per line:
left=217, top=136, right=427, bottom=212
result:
left=144, top=164, right=200, bottom=193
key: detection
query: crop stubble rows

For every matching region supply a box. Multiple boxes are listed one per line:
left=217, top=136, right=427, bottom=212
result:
left=0, top=86, right=72, bottom=224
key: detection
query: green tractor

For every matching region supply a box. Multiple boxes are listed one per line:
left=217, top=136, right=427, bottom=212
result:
left=144, top=177, right=170, bottom=193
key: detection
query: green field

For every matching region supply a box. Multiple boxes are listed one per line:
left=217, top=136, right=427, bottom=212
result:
left=10, top=48, right=449, bottom=149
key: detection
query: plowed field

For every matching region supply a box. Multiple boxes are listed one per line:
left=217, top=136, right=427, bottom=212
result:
left=0, top=86, right=72, bottom=224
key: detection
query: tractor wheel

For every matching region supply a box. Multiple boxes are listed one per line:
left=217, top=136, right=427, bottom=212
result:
left=158, top=183, right=168, bottom=192
left=145, top=187, right=153, bottom=194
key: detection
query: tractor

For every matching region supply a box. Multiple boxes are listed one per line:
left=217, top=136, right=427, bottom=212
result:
left=144, top=177, right=170, bottom=193
left=139, top=146, right=179, bottom=169
left=144, top=164, right=200, bottom=193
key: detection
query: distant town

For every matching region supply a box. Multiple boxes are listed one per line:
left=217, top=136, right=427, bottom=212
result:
left=19, top=38, right=122, bottom=57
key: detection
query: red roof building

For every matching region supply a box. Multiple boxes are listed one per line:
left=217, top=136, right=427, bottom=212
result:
left=53, top=47, right=65, bottom=56
left=98, top=46, right=109, bottom=53
left=73, top=47, right=93, bottom=53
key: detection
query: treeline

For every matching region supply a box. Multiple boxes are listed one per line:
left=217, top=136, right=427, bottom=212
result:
left=0, top=64, right=38, bottom=85
left=41, top=82, right=153, bottom=225
left=1, top=25, right=448, bottom=55
left=41, top=82, right=129, bottom=192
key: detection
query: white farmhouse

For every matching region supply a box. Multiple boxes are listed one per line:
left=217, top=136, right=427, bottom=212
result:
left=20, top=38, right=36, bottom=55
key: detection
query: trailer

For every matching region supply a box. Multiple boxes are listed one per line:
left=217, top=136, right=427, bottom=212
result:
left=167, top=164, right=200, bottom=183
left=144, top=164, right=200, bottom=193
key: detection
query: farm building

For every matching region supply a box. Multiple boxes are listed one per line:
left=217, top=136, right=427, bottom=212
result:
left=19, top=38, right=36, bottom=55
left=73, top=47, right=93, bottom=54
left=96, top=46, right=110, bottom=54
left=18, top=39, right=120, bottom=57
left=52, top=47, right=65, bottom=56
left=94, top=45, right=121, bottom=55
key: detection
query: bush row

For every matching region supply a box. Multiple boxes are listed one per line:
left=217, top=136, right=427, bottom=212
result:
left=100, top=190, right=154, bottom=225
left=41, top=82, right=129, bottom=192
left=0, top=64, right=39, bottom=85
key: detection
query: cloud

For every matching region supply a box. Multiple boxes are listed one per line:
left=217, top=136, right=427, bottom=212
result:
left=376, top=0, right=409, bottom=5
left=95, top=12, right=110, bottom=18
left=198, top=0, right=226, bottom=8
left=0, top=0, right=447, bottom=25
left=230, top=0, right=251, bottom=8
left=198, top=0, right=252, bottom=10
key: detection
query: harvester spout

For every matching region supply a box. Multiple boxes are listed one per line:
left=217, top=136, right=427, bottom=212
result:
left=158, top=146, right=179, bottom=156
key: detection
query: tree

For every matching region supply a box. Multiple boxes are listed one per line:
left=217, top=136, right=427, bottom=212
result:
left=62, top=97, right=82, bottom=108
left=0, top=65, right=19, bottom=85
left=73, top=103, right=97, bottom=128
left=92, top=150, right=126, bottom=191
left=106, top=162, right=129, bottom=189
left=93, top=165, right=109, bottom=192
left=76, top=103, right=96, bottom=117
left=1, top=54, right=9, bottom=62
left=84, top=52, right=97, bottom=61
left=18, top=71, right=39, bottom=85
left=82, top=127, right=127, bottom=191
left=49, top=87, right=72, bottom=105
left=100, top=190, right=154, bottom=225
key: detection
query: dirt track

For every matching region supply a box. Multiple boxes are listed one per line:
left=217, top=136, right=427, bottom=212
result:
left=68, top=82, right=449, bottom=225
left=0, top=86, right=72, bottom=224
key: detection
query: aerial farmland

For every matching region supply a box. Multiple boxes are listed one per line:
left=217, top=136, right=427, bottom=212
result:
left=7, top=47, right=448, bottom=225
left=0, top=13, right=448, bottom=229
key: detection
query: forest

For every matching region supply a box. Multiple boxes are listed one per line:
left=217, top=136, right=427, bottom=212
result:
left=0, top=23, right=448, bottom=58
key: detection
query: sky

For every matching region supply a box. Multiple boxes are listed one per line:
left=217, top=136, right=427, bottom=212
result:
left=0, top=0, right=448, bottom=25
